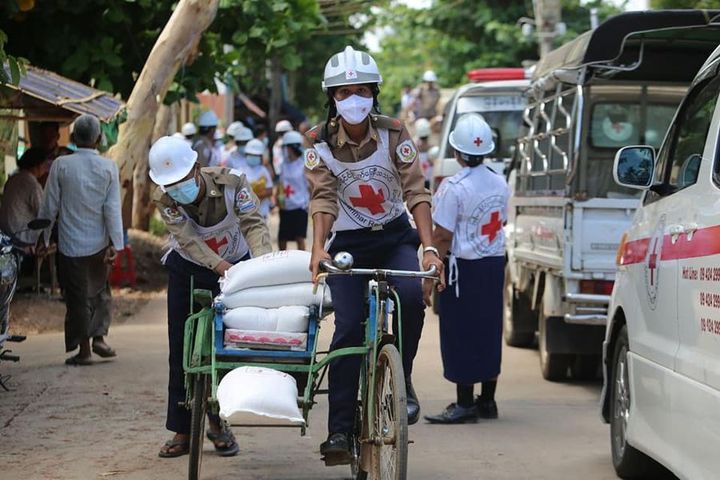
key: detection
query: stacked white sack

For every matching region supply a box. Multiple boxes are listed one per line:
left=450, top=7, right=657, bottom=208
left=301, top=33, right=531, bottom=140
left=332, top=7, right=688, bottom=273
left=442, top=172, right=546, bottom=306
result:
left=218, top=366, right=304, bottom=426
left=217, top=250, right=331, bottom=309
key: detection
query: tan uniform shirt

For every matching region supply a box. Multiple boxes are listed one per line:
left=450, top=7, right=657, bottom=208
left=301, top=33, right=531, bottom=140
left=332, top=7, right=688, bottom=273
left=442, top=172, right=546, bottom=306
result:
left=192, top=136, right=215, bottom=168
left=152, top=167, right=272, bottom=270
left=415, top=85, right=440, bottom=119
left=304, top=115, right=431, bottom=219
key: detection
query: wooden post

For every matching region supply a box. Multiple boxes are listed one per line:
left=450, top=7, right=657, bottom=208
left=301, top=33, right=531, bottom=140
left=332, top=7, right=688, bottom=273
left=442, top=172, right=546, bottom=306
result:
left=132, top=103, right=173, bottom=230
left=108, top=0, right=219, bottom=215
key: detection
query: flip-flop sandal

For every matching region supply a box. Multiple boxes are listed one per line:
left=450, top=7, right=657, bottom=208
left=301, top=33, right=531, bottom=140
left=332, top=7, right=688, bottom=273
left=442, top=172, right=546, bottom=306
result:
left=92, top=343, right=117, bottom=358
left=65, top=354, right=93, bottom=366
left=158, top=438, right=190, bottom=458
left=206, top=428, right=239, bottom=457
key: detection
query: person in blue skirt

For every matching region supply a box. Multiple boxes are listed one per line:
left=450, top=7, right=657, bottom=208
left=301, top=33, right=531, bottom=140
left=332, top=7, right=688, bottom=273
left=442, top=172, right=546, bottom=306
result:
left=423, top=113, right=510, bottom=424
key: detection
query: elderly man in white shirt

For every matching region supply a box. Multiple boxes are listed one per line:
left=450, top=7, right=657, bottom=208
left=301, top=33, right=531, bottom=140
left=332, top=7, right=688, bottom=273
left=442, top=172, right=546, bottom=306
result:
left=39, top=114, right=124, bottom=366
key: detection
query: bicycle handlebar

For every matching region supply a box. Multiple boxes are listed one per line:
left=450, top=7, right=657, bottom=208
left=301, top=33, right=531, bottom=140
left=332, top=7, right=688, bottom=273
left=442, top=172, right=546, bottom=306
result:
left=320, top=261, right=438, bottom=280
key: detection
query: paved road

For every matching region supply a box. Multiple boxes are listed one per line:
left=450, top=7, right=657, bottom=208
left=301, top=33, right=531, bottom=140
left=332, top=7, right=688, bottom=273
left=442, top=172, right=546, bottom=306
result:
left=0, top=296, right=620, bottom=480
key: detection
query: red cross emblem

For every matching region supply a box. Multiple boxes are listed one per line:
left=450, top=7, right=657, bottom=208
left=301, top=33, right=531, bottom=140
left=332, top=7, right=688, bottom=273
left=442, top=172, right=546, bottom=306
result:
left=648, top=238, right=659, bottom=286
left=349, top=184, right=386, bottom=215
left=284, top=183, right=295, bottom=198
left=473, top=137, right=483, bottom=147
left=206, top=236, right=229, bottom=254
left=481, top=211, right=502, bottom=243
left=401, top=145, right=411, bottom=156
left=612, top=122, right=625, bottom=134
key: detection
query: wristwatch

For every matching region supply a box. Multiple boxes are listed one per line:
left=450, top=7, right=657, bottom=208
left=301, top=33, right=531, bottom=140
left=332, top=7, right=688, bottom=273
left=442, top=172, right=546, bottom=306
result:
left=423, top=246, right=440, bottom=258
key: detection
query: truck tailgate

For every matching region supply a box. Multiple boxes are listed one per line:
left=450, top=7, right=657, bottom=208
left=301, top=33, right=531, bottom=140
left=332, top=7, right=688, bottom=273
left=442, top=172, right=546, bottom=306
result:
left=572, top=198, right=638, bottom=272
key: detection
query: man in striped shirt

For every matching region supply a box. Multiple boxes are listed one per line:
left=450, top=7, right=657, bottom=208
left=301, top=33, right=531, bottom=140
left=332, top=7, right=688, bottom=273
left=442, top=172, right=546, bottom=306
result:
left=39, top=114, right=124, bottom=366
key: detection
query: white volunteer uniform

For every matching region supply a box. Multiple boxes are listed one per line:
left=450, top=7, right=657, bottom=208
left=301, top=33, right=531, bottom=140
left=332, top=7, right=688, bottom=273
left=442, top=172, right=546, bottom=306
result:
left=279, top=157, right=310, bottom=211
left=164, top=181, right=250, bottom=266
left=313, top=127, right=405, bottom=232
left=238, top=163, right=273, bottom=218
left=433, top=165, right=510, bottom=295
left=225, top=150, right=248, bottom=171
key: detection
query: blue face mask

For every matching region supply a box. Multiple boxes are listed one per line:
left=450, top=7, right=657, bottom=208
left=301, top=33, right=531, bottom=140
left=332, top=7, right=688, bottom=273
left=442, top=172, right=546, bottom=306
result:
left=166, top=177, right=200, bottom=204
left=246, top=155, right=262, bottom=167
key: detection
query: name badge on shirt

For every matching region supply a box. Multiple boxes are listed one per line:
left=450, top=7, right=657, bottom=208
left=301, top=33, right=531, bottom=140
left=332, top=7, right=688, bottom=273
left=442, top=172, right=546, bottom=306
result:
left=236, top=188, right=256, bottom=213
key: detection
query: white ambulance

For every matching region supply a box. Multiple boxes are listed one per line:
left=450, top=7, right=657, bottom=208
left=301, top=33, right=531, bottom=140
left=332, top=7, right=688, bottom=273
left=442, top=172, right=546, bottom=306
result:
left=601, top=24, right=720, bottom=480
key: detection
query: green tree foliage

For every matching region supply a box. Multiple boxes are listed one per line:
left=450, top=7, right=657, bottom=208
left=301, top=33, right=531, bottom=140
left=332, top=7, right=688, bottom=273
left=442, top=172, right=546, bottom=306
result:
left=650, top=0, right=719, bottom=7
left=373, top=0, right=623, bottom=113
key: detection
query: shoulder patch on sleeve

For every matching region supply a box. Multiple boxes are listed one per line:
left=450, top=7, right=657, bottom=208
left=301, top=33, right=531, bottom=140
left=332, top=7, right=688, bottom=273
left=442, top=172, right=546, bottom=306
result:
left=396, top=139, right=418, bottom=164
left=161, top=206, right=185, bottom=225
left=304, top=148, right=320, bottom=170
left=235, top=187, right=257, bottom=213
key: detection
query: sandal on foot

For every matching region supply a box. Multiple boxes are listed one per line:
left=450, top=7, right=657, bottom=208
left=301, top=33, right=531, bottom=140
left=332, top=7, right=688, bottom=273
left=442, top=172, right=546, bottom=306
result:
left=206, top=427, right=239, bottom=457
left=65, top=354, right=92, bottom=366
left=158, top=438, right=189, bottom=458
left=92, top=343, right=117, bottom=358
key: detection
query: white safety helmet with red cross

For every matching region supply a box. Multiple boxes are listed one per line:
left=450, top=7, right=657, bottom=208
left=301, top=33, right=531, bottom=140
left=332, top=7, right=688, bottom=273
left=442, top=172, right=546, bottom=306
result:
left=148, top=136, right=198, bottom=186
left=197, top=110, right=219, bottom=128
left=275, top=119, right=293, bottom=133
left=233, top=126, right=254, bottom=142
left=449, top=113, right=495, bottom=157
left=244, top=138, right=265, bottom=156
left=282, top=130, right=303, bottom=146
left=322, top=45, right=382, bottom=92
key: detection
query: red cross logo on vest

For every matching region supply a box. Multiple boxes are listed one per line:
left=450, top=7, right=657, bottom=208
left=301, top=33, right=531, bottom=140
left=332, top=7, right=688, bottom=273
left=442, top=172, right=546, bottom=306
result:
left=350, top=184, right=386, bottom=215
left=284, top=183, right=295, bottom=198
left=206, top=236, right=229, bottom=254
left=481, top=211, right=502, bottom=242
left=648, top=238, right=660, bottom=286
left=473, top=137, right=483, bottom=147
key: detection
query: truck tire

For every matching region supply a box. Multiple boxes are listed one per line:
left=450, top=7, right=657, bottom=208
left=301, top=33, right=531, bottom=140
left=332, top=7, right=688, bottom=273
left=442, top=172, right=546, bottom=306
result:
left=538, top=304, right=571, bottom=381
left=503, top=266, right=536, bottom=348
left=610, top=325, right=665, bottom=478
left=571, top=354, right=601, bottom=381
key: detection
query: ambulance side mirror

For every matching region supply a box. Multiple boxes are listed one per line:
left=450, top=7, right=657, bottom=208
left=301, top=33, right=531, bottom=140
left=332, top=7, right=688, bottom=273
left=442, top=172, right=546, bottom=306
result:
left=613, top=145, right=655, bottom=190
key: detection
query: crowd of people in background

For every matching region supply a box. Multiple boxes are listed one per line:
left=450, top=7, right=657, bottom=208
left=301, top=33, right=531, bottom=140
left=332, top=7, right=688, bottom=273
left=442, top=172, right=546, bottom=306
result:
left=175, top=112, right=311, bottom=250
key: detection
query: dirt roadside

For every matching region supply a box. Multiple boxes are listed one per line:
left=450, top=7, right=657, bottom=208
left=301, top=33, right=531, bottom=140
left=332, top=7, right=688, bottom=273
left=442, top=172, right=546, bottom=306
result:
left=9, top=229, right=167, bottom=336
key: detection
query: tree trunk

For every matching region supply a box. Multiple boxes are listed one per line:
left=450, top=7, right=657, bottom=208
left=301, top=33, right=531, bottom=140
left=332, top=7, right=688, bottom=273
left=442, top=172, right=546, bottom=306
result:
left=132, top=103, right=173, bottom=230
left=108, top=0, right=219, bottom=219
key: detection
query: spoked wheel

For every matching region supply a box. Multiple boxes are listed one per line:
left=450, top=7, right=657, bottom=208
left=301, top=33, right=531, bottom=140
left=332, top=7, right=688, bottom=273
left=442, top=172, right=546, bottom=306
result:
left=188, top=374, right=208, bottom=480
left=369, top=344, right=408, bottom=480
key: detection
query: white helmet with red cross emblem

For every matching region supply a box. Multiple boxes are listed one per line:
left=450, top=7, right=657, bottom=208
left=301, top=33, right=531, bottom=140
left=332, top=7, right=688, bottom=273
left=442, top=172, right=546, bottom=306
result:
left=449, top=113, right=495, bottom=156
left=148, top=136, right=198, bottom=186
left=322, top=46, right=383, bottom=92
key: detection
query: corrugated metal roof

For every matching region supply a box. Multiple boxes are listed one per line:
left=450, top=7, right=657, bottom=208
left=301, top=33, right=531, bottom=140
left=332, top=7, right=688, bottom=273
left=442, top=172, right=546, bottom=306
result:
left=0, top=65, right=125, bottom=122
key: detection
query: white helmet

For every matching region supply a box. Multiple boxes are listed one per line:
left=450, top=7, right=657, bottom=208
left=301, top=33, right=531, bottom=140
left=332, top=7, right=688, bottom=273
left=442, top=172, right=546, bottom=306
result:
left=415, top=118, right=431, bottom=138
left=449, top=113, right=495, bottom=156
left=422, top=70, right=438, bottom=82
left=282, top=130, right=303, bottom=146
left=234, top=126, right=254, bottom=142
left=214, top=129, right=225, bottom=140
left=226, top=121, right=244, bottom=138
left=245, top=138, right=265, bottom=156
left=148, top=136, right=198, bottom=186
left=181, top=122, right=197, bottom=136
left=172, top=132, right=185, bottom=139
left=197, top=110, right=219, bottom=128
left=322, top=45, right=382, bottom=92
left=275, top=119, right=293, bottom=133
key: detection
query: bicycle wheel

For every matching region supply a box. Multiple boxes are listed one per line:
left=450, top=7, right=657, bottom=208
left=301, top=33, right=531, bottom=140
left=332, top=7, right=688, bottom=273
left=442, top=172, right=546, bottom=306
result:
left=369, top=344, right=408, bottom=480
left=351, top=404, right=365, bottom=480
left=188, top=374, right=208, bottom=480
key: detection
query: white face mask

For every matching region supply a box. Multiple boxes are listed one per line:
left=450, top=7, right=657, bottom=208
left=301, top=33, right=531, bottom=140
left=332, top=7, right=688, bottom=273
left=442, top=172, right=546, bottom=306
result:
left=335, top=95, right=373, bottom=125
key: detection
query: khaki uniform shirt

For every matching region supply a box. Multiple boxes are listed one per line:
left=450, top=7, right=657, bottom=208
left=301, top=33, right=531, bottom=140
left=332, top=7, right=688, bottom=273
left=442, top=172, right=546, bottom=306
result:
left=304, top=115, right=431, bottom=219
left=192, top=136, right=215, bottom=168
left=416, top=85, right=440, bottom=119
left=152, top=167, right=272, bottom=270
